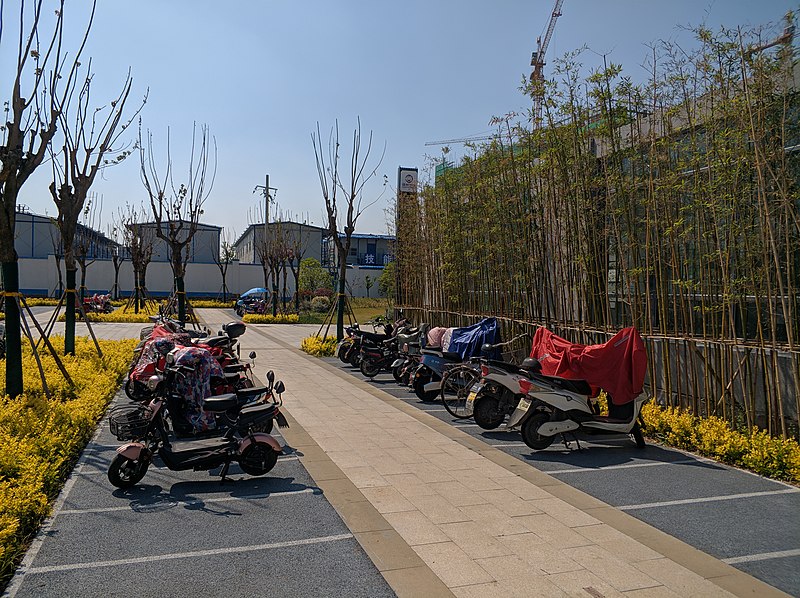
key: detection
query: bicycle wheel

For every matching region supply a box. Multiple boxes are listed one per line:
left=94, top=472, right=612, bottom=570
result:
left=441, top=365, right=480, bottom=419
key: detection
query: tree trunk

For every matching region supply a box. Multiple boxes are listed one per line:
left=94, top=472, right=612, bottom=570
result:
left=282, top=265, right=288, bottom=313
left=79, top=263, right=87, bottom=302
left=337, top=253, right=347, bottom=340
left=271, top=267, right=279, bottom=317
left=65, top=268, right=77, bottom=355
left=176, top=276, right=186, bottom=324
left=134, top=269, right=140, bottom=314
left=2, top=261, right=23, bottom=397
left=113, top=260, right=121, bottom=300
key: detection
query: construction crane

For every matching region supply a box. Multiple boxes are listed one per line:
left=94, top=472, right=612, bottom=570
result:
left=530, top=0, right=564, bottom=128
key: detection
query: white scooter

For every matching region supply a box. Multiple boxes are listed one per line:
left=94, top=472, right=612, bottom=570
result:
left=506, top=357, right=649, bottom=450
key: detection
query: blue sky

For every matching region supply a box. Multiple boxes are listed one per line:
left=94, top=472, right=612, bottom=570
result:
left=6, top=0, right=797, bottom=239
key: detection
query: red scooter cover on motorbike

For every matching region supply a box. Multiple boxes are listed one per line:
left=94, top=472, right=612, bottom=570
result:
left=529, top=326, right=647, bottom=405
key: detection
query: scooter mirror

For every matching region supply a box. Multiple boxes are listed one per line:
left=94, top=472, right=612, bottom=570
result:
left=274, top=381, right=285, bottom=394
left=481, top=343, right=494, bottom=354
left=266, top=370, right=275, bottom=384
left=249, top=351, right=257, bottom=359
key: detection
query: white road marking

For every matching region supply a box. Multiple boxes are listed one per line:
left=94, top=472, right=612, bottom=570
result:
left=546, top=458, right=699, bottom=474
left=489, top=442, right=529, bottom=448
left=723, top=548, right=800, bottom=564
left=23, top=533, right=354, bottom=575
left=618, top=488, right=800, bottom=510
left=57, top=488, right=316, bottom=515
left=453, top=423, right=480, bottom=428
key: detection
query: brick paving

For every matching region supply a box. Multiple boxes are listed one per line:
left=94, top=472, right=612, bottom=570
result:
left=195, top=310, right=788, bottom=598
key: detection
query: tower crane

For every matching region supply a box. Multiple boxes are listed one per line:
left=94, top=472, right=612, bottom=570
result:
left=530, top=0, right=564, bottom=128
left=424, top=133, right=496, bottom=147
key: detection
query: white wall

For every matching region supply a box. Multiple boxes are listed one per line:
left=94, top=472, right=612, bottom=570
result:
left=17, top=257, right=386, bottom=299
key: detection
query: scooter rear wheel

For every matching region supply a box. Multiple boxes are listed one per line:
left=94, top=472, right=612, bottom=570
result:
left=360, top=358, right=382, bottom=378
left=392, top=364, right=404, bottom=383
left=337, top=343, right=350, bottom=363
left=473, top=395, right=505, bottom=429
left=108, top=454, right=149, bottom=488
left=521, top=411, right=555, bottom=450
left=413, top=371, right=440, bottom=402
left=239, top=442, right=279, bottom=476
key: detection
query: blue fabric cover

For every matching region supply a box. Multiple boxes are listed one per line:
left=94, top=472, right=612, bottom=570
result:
left=447, top=317, right=500, bottom=360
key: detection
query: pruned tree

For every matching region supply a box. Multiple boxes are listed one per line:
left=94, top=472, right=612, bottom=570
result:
left=73, top=197, right=101, bottom=303
left=364, top=275, right=374, bottom=298
left=214, top=228, right=237, bottom=303
left=49, top=220, right=64, bottom=296
left=139, top=122, right=216, bottom=324
left=312, top=118, right=386, bottom=339
left=107, top=219, right=126, bottom=300
left=120, top=203, right=154, bottom=313
left=49, top=56, right=144, bottom=354
left=0, top=0, right=98, bottom=391
left=286, top=221, right=310, bottom=312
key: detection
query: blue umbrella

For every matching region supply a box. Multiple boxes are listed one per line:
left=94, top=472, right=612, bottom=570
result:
left=241, top=287, right=268, bottom=297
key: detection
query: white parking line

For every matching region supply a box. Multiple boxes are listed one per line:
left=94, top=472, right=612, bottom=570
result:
left=22, top=533, right=354, bottom=575
left=546, top=458, right=699, bottom=475
left=618, top=488, right=800, bottom=510
left=57, top=488, right=316, bottom=515
left=489, top=442, right=529, bottom=448
left=723, top=548, right=800, bottom=564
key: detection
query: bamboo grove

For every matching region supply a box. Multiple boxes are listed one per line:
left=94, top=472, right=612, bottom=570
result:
left=396, top=21, right=800, bottom=438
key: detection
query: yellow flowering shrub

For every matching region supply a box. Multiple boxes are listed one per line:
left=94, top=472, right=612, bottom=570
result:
left=57, top=309, right=155, bottom=323
left=300, top=335, right=337, bottom=357
left=191, top=300, right=236, bottom=308
left=640, top=402, right=800, bottom=483
left=0, top=336, right=136, bottom=587
left=243, top=314, right=300, bottom=324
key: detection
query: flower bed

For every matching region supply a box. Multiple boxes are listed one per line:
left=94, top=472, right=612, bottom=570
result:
left=300, top=335, right=337, bottom=357
left=640, top=403, right=800, bottom=484
left=0, top=336, right=137, bottom=588
left=57, top=311, right=153, bottom=323
left=243, top=314, right=300, bottom=324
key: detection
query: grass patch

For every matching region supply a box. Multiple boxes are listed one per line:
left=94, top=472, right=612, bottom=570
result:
left=0, top=336, right=137, bottom=589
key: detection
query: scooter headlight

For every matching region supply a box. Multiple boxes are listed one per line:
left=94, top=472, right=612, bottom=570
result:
left=147, top=374, right=162, bottom=391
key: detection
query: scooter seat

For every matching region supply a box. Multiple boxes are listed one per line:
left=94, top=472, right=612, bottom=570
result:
left=237, top=402, right=278, bottom=428
left=358, top=331, right=390, bottom=343
left=236, top=386, right=268, bottom=401
left=203, top=393, right=238, bottom=412
left=224, top=363, right=246, bottom=374
left=420, top=349, right=464, bottom=363
left=537, top=374, right=592, bottom=396
left=201, top=335, right=230, bottom=348
left=485, top=359, right=520, bottom=373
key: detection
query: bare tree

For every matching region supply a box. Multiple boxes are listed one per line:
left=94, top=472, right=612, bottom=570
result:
left=49, top=220, right=64, bottom=296
left=214, top=228, right=237, bottom=303
left=140, top=123, right=216, bottom=324
left=107, top=219, right=126, bottom=300
left=49, top=58, right=144, bottom=354
left=0, top=0, right=97, bottom=392
left=121, top=203, right=154, bottom=313
left=312, top=118, right=385, bottom=339
left=73, top=198, right=101, bottom=303
left=286, top=223, right=310, bottom=312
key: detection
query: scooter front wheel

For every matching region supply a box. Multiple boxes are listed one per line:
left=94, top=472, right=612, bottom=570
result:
left=108, top=454, right=150, bottom=488
left=521, top=411, right=555, bottom=450
left=239, top=442, right=279, bottom=476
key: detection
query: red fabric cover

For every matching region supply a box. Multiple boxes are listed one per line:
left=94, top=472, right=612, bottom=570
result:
left=529, top=326, right=647, bottom=405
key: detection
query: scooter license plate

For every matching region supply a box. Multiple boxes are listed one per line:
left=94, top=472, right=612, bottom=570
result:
left=516, top=397, right=532, bottom=413
left=466, top=383, right=484, bottom=409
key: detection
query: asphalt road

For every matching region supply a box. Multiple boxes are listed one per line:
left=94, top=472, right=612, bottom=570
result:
left=330, top=358, right=800, bottom=597
left=5, top=387, right=394, bottom=598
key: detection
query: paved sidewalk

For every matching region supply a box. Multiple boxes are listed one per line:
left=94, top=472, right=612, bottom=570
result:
left=199, top=311, right=789, bottom=598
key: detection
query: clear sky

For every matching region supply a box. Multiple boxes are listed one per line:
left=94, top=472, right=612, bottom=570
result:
left=5, top=0, right=797, bottom=240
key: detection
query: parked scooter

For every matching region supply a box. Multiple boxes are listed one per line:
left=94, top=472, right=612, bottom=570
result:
left=505, top=357, right=648, bottom=450
left=107, top=372, right=286, bottom=488
left=389, top=323, right=429, bottom=384
left=466, top=334, right=534, bottom=429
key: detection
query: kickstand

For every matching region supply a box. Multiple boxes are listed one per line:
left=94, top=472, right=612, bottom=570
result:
left=561, top=433, right=582, bottom=451
left=220, top=460, right=231, bottom=483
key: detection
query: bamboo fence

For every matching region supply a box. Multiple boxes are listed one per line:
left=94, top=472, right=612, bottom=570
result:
left=396, top=23, right=800, bottom=438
